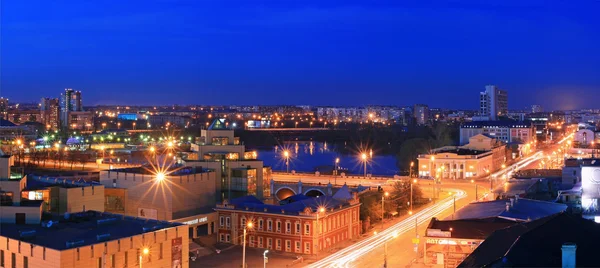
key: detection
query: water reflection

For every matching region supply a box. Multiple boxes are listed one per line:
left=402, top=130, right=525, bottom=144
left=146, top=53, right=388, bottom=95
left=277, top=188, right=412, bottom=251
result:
left=256, top=141, right=398, bottom=176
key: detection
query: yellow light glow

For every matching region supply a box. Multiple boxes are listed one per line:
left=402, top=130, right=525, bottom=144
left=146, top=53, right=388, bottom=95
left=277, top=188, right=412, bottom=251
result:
left=142, top=248, right=149, bottom=255
left=247, top=221, right=253, bottom=228
left=156, top=172, right=165, bottom=181
left=319, top=207, right=325, bottom=213
left=361, top=153, right=367, bottom=161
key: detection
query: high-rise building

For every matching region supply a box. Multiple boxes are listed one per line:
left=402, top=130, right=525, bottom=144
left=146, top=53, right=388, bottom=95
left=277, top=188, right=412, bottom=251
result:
left=0, top=97, right=8, bottom=120
left=413, top=104, right=430, bottom=125
left=40, top=97, right=60, bottom=130
left=531, top=104, right=543, bottom=113
left=479, top=85, right=508, bottom=120
left=60, top=88, right=83, bottom=128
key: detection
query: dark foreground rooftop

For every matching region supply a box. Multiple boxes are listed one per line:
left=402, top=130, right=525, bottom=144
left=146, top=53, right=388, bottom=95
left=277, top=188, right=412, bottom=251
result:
left=459, top=212, right=600, bottom=267
left=0, top=211, right=182, bottom=250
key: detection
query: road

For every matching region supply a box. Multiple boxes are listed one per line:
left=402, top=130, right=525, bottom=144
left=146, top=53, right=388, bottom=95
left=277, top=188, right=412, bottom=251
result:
left=303, top=137, right=570, bottom=268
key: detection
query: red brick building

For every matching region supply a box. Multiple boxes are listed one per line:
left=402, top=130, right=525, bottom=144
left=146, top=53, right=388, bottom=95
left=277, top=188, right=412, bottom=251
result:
left=214, top=187, right=361, bottom=255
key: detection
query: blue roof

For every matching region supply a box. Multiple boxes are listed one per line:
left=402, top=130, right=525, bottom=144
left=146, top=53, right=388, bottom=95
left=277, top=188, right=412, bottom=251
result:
left=25, top=176, right=102, bottom=190
left=449, top=198, right=567, bottom=222
left=0, top=119, right=16, bottom=127
left=221, top=194, right=354, bottom=216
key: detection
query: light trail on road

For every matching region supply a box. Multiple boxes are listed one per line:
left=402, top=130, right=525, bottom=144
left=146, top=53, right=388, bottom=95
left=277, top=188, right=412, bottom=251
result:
left=306, top=189, right=467, bottom=268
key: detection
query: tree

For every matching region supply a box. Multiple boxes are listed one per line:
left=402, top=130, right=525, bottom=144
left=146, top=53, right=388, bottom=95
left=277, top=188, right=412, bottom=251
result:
left=396, top=138, right=430, bottom=170
left=390, top=181, right=424, bottom=211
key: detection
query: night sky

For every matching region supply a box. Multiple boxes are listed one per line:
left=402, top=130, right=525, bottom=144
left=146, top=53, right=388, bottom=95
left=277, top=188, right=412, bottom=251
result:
left=1, top=1, right=599, bottom=110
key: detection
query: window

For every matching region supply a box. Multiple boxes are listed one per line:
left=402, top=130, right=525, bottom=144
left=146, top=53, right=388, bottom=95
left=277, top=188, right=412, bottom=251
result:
left=11, top=253, right=15, bottom=268
left=124, top=252, right=128, bottom=266
left=258, top=219, right=263, bottom=230
left=98, top=257, right=102, bottom=268
left=276, top=221, right=281, bottom=232
left=295, top=222, right=301, bottom=234
left=111, top=254, right=115, bottom=268
left=77, top=248, right=80, bottom=260
left=286, top=240, right=291, bottom=252
left=305, top=242, right=311, bottom=254
left=159, top=243, right=163, bottom=259
left=267, top=220, right=273, bottom=231
left=267, top=238, right=272, bottom=249
left=258, top=237, right=263, bottom=247
left=23, top=256, right=28, bottom=268
left=219, top=234, right=224, bottom=242
left=0, top=250, right=4, bottom=267
left=219, top=216, right=224, bottom=227
left=295, top=241, right=301, bottom=252
left=226, top=217, right=231, bottom=228
left=226, top=234, right=230, bottom=242
left=286, top=222, right=291, bottom=234
left=241, top=218, right=246, bottom=228
left=305, top=224, right=310, bottom=235
left=249, top=236, right=255, bottom=247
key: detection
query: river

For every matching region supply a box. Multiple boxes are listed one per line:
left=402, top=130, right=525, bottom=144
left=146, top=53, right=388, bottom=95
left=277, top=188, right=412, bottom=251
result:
left=253, top=141, right=400, bottom=176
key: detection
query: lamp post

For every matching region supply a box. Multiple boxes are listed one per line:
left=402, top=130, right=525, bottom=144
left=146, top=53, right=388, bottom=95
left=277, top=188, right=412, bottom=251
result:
left=139, top=247, right=149, bottom=268
left=361, top=153, right=368, bottom=181
left=471, top=179, right=478, bottom=201
left=263, top=250, right=269, bottom=268
left=316, top=207, right=325, bottom=259
left=381, top=192, right=389, bottom=230
left=410, top=161, right=414, bottom=178
left=284, top=150, right=290, bottom=173
left=410, top=179, right=417, bottom=214
left=242, top=221, right=253, bottom=268
left=334, top=157, right=340, bottom=184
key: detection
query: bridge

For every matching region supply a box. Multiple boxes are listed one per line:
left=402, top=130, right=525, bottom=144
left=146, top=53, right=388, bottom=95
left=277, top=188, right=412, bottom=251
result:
left=270, top=179, right=372, bottom=201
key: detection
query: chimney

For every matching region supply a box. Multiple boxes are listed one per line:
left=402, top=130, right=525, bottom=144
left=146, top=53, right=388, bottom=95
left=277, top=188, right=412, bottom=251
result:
left=510, top=198, right=515, bottom=207
left=562, top=243, right=577, bottom=268
left=505, top=202, right=510, bottom=212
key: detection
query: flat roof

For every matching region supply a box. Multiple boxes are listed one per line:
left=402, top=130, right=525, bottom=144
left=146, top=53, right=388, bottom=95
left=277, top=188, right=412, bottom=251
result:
left=108, top=164, right=211, bottom=176
left=0, top=211, right=182, bottom=250
left=448, top=198, right=567, bottom=222
left=461, top=121, right=531, bottom=128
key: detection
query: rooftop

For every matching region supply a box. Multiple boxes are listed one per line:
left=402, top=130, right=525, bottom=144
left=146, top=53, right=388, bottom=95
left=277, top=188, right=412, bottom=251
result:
left=24, top=176, right=102, bottom=190
left=459, top=213, right=600, bottom=267
left=433, top=147, right=490, bottom=156
left=218, top=191, right=358, bottom=216
left=108, top=164, right=211, bottom=176
left=0, top=211, right=182, bottom=250
left=461, top=121, right=531, bottom=128
left=448, top=198, right=567, bottom=222
left=426, top=217, right=516, bottom=240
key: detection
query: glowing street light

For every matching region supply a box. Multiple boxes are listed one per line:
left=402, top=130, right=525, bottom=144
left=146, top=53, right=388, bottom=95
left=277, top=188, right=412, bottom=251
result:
left=283, top=150, right=290, bottom=173
left=382, top=192, right=389, bottom=230
left=361, top=153, right=368, bottom=180
left=242, top=221, right=254, bottom=268
left=156, top=172, right=165, bottom=182
left=140, top=247, right=150, bottom=268
left=316, top=207, right=326, bottom=259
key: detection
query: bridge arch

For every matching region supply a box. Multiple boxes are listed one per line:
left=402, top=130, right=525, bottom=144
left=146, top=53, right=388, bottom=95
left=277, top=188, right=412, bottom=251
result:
left=304, top=188, right=325, bottom=197
left=275, top=187, right=297, bottom=201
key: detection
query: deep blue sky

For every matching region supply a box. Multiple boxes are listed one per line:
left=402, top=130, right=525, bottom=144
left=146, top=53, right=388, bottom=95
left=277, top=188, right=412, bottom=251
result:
left=1, top=1, right=599, bottom=110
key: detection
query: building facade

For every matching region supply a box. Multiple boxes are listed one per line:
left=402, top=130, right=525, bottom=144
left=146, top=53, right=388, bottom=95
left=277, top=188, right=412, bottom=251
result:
left=479, top=85, right=508, bottom=120
left=460, top=121, right=535, bottom=145
left=418, top=134, right=506, bottom=179
left=185, top=119, right=269, bottom=201
left=99, top=166, right=219, bottom=239
left=214, top=193, right=361, bottom=255
left=40, top=98, right=60, bottom=130
left=413, top=104, right=430, bottom=125
left=60, top=88, right=83, bottom=129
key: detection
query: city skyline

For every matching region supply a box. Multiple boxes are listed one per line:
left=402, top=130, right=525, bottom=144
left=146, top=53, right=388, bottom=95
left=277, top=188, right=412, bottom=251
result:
left=2, top=1, right=599, bottom=110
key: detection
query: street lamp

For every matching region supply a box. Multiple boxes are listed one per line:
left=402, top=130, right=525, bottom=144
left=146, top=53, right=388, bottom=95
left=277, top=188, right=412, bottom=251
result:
left=283, top=150, right=290, bottom=173
left=242, top=221, right=253, bottom=268
left=410, top=179, right=417, bottom=215
left=471, top=179, right=478, bottom=201
left=263, top=250, right=269, bottom=268
left=316, top=207, right=325, bottom=259
left=410, top=161, right=414, bottom=178
left=139, top=247, right=149, bottom=268
left=382, top=192, right=389, bottom=229
left=334, top=157, right=340, bottom=184
left=361, top=153, right=368, bottom=180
